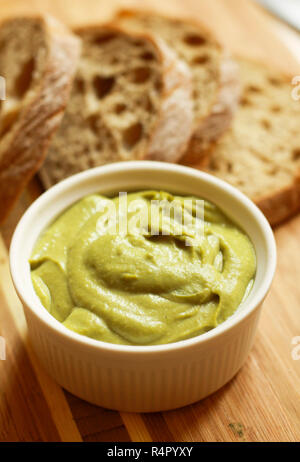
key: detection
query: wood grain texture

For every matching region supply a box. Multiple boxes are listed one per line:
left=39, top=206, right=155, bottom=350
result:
left=0, top=0, right=300, bottom=443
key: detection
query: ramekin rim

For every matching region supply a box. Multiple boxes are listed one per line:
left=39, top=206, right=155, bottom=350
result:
left=9, top=161, right=277, bottom=355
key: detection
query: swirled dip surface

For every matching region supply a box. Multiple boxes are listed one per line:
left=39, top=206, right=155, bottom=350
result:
left=30, top=191, right=256, bottom=345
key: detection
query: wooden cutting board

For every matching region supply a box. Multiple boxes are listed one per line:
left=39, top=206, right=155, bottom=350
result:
left=1, top=0, right=300, bottom=442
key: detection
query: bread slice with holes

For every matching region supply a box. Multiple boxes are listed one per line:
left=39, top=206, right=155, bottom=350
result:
left=198, top=58, right=300, bottom=226
left=40, top=25, right=193, bottom=188
left=114, top=9, right=240, bottom=166
left=0, top=15, right=80, bottom=223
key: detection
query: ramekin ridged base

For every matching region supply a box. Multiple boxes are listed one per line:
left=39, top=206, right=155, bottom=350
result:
left=25, top=306, right=261, bottom=412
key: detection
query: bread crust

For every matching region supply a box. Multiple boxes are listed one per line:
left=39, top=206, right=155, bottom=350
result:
left=141, top=35, right=193, bottom=162
left=181, top=54, right=240, bottom=166
left=192, top=144, right=300, bottom=226
left=114, top=9, right=240, bottom=165
left=256, top=176, right=300, bottom=226
left=0, top=15, right=80, bottom=223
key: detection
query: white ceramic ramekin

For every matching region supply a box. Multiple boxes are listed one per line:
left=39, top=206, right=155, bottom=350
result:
left=10, top=162, right=276, bottom=412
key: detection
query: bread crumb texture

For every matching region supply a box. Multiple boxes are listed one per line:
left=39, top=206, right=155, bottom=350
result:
left=41, top=25, right=193, bottom=187
left=204, top=58, right=300, bottom=225
left=116, top=10, right=240, bottom=162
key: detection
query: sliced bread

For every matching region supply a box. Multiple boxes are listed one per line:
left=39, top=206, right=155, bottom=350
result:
left=0, top=15, right=80, bottom=223
left=198, top=58, right=300, bottom=226
left=40, top=25, right=193, bottom=188
left=115, top=9, right=240, bottom=165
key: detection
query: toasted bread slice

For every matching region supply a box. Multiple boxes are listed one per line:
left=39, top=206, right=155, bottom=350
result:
left=0, top=15, right=80, bottom=223
left=115, top=9, right=240, bottom=165
left=40, top=25, right=193, bottom=188
left=200, top=58, right=300, bottom=226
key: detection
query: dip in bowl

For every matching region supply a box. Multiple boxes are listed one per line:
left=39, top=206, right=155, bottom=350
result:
left=10, top=162, right=276, bottom=412
left=29, top=190, right=256, bottom=346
